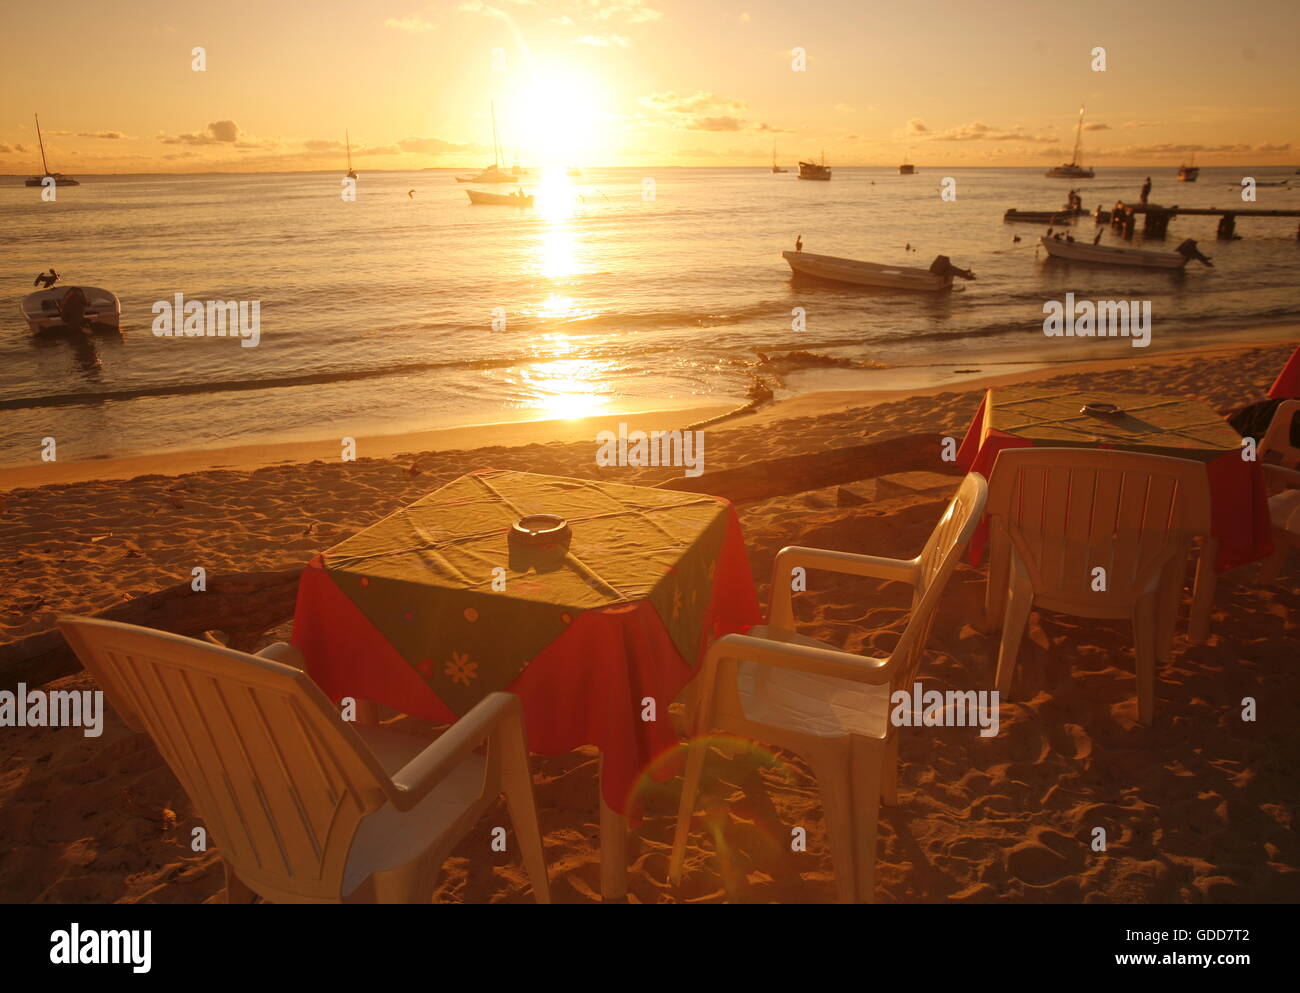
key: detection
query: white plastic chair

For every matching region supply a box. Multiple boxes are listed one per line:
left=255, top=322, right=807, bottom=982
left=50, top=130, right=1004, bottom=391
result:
left=668, top=473, right=988, bottom=903
left=983, top=448, right=1212, bottom=724
left=57, top=616, right=550, bottom=904
left=1260, top=400, right=1300, bottom=469
left=1259, top=463, right=1300, bottom=581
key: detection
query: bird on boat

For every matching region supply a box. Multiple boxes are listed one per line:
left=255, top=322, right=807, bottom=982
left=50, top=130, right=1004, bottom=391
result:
left=33, top=268, right=59, bottom=288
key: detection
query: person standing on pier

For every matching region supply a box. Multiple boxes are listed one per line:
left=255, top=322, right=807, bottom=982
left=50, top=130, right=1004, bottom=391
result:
left=1140, top=177, right=1152, bottom=204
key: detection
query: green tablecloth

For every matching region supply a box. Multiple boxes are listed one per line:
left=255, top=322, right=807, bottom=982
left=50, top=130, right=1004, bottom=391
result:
left=321, top=470, right=731, bottom=714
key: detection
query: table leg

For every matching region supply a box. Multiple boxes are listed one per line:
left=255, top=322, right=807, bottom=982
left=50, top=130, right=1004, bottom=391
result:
left=598, top=754, right=628, bottom=901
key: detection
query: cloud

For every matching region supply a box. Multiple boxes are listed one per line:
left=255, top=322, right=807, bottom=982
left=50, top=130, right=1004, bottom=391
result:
left=574, top=33, right=630, bottom=46
left=905, top=118, right=929, bottom=134
left=397, top=136, right=483, bottom=154
left=458, top=1, right=509, bottom=18
left=1114, top=141, right=1291, bottom=155
left=1082, top=122, right=1110, bottom=131
left=385, top=15, right=436, bottom=32
left=641, top=91, right=745, bottom=115
left=303, top=139, right=346, bottom=152
left=0, top=142, right=30, bottom=153
left=577, top=0, right=662, bottom=23
left=1120, top=120, right=1163, bottom=130
left=78, top=130, right=128, bottom=140
left=926, top=121, right=1056, bottom=143
left=159, top=120, right=241, bottom=145
left=689, top=116, right=745, bottom=132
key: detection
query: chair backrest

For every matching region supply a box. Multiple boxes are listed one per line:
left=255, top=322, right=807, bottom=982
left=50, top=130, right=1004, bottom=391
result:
left=985, top=447, right=1211, bottom=612
left=1261, top=400, right=1300, bottom=468
left=58, top=616, right=397, bottom=903
left=888, top=472, right=989, bottom=689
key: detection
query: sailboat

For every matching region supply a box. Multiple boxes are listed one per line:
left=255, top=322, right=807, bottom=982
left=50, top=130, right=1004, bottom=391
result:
left=1177, top=154, right=1199, bottom=182
left=798, top=151, right=831, bottom=181
left=1045, top=106, right=1095, bottom=179
left=455, top=103, right=515, bottom=184
left=25, top=114, right=80, bottom=187
left=345, top=131, right=357, bottom=180
left=771, top=141, right=787, bottom=174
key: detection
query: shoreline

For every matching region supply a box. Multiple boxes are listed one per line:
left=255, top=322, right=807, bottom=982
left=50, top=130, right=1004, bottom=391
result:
left=5, top=331, right=1294, bottom=491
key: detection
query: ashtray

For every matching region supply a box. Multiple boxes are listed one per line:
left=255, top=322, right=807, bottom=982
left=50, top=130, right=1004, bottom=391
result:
left=510, top=514, right=570, bottom=546
left=1080, top=402, right=1123, bottom=418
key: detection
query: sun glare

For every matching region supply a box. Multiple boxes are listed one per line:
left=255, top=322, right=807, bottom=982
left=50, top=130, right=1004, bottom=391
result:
left=510, top=66, right=603, bottom=168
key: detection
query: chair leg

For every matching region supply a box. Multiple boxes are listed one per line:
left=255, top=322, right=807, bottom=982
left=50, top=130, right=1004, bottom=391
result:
left=1133, top=596, right=1158, bottom=725
left=669, top=738, right=710, bottom=885
left=880, top=732, right=900, bottom=807
left=810, top=751, right=858, bottom=904
left=1188, top=537, right=1218, bottom=644
left=1155, top=554, right=1184, bottom=663
left=224, top=862, right=259, bottom=904
left=597, top=755, right=628, bottom=901
left=850, top=737, right=884, bottom=904
left=1258, top=529, right=1288, bottom=582
left=995, top=574, right=1033, bottom=698
left=499, top=725, right=551, bottom=904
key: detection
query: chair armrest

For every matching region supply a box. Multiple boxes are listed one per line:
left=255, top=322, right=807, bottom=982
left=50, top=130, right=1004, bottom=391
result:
left=1264, top=463, right=1300, bottom=489
left=256, top=642, right=305, bottom=670
left=770, top=545, right=918, bottom=631
left=387, top=692, right=521, bottom=812
left=704, top=632, right=893, bottom=685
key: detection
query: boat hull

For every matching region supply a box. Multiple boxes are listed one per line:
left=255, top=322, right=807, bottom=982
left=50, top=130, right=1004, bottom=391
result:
left=1005, top=210, right=1074, bottom=224
left=1039, top=236, right=1187, bottom=270
left=898, top=164, right=915, bottom=175
left=1045, top=165, right=1094, bottom=179
left=466, top=190, right=533, bottom=206
left=782, top=251, right=953, bottom=291
left=25, top=174, right=80, bottom=187
left=21, top=286, right=121, bottom=333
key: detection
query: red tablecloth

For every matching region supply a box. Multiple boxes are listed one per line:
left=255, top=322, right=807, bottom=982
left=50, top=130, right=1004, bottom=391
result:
left=1268, top=345, right=1300, bottom=399
left=957, top=390, right=1273, bottom=572
left=292, top=473, right=761, bottom=818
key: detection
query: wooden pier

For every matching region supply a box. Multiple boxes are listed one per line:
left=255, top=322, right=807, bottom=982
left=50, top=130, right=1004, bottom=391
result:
left=1104, top=201, right=1300, bottom=240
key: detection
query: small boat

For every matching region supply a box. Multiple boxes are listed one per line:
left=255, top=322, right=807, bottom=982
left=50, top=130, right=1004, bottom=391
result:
left=345, top=130, right=357, bottom=180
left=798, top=153, right=831, bottom=181
left=782, top=250, right=970, bottom=292
left=24, top=114, right=80, bottom=188
left=771, top=141, right=787, bottom=174
left=1039, top=235, right=1209, bottom=270
left=1045, top=105, right=1095, bottom=179
left=1005, top=209, right=1074, bottom=224
left=21, top=286, right=121, bottom=333
left=455, top=103, right=516, bottom=183
left=1177, top=158, right=1198, bottom=182
left=466, top=189, right=533, bottom=206
left=898, top=163, right=915, bottom=175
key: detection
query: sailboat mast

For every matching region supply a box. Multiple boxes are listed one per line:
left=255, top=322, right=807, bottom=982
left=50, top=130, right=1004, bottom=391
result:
left=491, top=102, right=500, bottom=168
left=1072, top=106, right=1085, bottom=165
left=346, top=130, right=352, bottom=172
left=35, top=113, right=50, bottom=175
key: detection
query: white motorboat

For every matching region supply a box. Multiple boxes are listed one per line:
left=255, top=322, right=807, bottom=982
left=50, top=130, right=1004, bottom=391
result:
left=783, top=250, right=971, bottom=291
left=466, top=189, right=533, bottom=206
left=1039, top=235, right=1211, bottom=270
left=21, top=286, right=121, bottom=333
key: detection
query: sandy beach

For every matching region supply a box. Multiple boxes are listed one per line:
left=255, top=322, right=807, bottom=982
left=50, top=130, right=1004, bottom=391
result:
left=3, top=336, right=1297, bottom=903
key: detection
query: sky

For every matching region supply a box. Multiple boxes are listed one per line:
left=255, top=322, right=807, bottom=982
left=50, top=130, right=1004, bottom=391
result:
left=1, top=0, right=1297, bottom=172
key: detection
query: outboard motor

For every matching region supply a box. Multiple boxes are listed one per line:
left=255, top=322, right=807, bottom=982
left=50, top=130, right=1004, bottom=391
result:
left=1175, top=238, right=1214, bottom=267
left=929, top=254, right=976, bottom=280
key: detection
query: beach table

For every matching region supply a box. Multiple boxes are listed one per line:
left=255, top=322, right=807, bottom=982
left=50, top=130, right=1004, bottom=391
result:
left=291, top=468, right=761, bottom=900
left=1268, top=345, right=1300, bottom=400
left=957, top=386, right=1273, bottom=641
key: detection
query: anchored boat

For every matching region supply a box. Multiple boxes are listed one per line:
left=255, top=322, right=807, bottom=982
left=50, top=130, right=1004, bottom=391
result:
left=1005, top=209, right=1075, bottom=224
left=798, top=153, right=831, bottom=181
left=466, top=189, right=533, bottom=206
left=1040, top=235, right=1212, bottom=270
left=24, top=114, right=80, bottom=188
left=21, top=286, right=121, bottom=333
left=1045, top=106, right=1095, bottom=179
left=782, top=250, right=973, bottom=291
